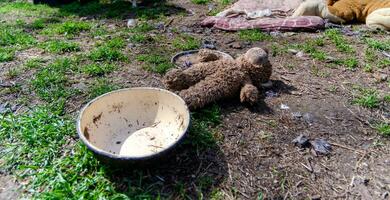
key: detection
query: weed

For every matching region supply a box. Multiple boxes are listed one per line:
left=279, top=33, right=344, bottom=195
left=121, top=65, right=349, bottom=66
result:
left=375, top=123, right=390, bottom=136
left=384, top=94, right=390, bottom=103
left=29, top=17, right=61, bottom=30
left=25, top=58, right=46, bottom=69
left=0, top=27, right=36, bottom=47
left=185, top=104, right=221, bottom=149
left=173, top=35, right=201, bottom=51
left=129, top=22, right=154, bottom=33
left=342, top=58, right=359, bottom=70
left=192, top=0, right=210, bottom=4
left=352, top=88, right=380, bottom=109
left=363, top=64, right=373, bottom=73
left=105, top=37, right=126, bottom=49
left=239, top=29, right=271, bottom=42
left=31, top=58, right=74, bottom=102
left=42, top=21, right=91, bottom=37
left=378, top=59, right=390, bottom=69
left=41, top=40, right=80, bottom=54
left=295, top=39, right=328, bottom=61
left=129, top=33, right=153, bottom=43
left=88, top=78, right=119, bottom=99
left=6, top=68, right=20, bottom=79
left=0, top=48, right=15, bottom=62
left=270, top=43, right=288, bottom=56
left=365, top=38, right=390, bottom=51
left=90, top=46, right=126, bottom=62
left=136, top=54, right=173, bottom=74
left=83, top=63, right=116, bottom=76
left=325, top=29, right=354, bottom=53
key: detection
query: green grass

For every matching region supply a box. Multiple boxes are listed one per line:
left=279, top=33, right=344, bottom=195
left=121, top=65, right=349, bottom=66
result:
left=42, top=21, right=91, bottom=37
left=0, top=107, right=125, bottom=199
left=25, top=58, right=46, bottom=69
left=294, top=38, right=327, bottom=61
left=191, top=0, right=210, bottom=4
left=31, top=58, right=75, bottom=102
left=82, top=63, right=116, bottom=76
left=325, top=29, right=354, bottom=53
left=129, top=33, right=153, bottom=43
left=0, top=48, right=15, bottom=62
left=41, top=40, right=81, bottom=54
left=365, top=38, right=390, bottom=51
left=352, top=88, right=380, bottom=109
left=136, top=54, right=173, bottom=74
left=375, top=123, right=390, bottom=136
left=341, top=58, right=359, bottom=70
left=173, top=35, right=201, bottom=51
left=0, top=27, right=36, bottom=47
left=185, top=105, right=221, bottom=150
left=88, top=78, right=119, bottom=99
left=239, top=30, right=272, bottom=42
left=90, top=46, right=126, bottom=62
left=129, top=22, right=154, bottom=33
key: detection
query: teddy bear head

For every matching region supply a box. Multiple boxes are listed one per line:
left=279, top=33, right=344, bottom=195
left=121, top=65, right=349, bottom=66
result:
left=238, top=47, right=272, bottom=84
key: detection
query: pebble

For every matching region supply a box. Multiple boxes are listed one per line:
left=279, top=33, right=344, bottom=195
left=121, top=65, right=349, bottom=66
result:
left=292, top=112, right=303, bottom=119
left=288, top=49, right=299, bottom=54
left=311, top=195, right=321, bottom=200
left=127, top=19, right=137, bottom=28
left=374, top=73, right=388, bottom=82
left=229, top=41, right=243, bottom=49
left=303, top=113, right=315, bottom=125
left=292, top=134, right=310, bottom=148
left=296, top=51, right=305, bottom=58
left=280, top=104, right=290, bottom=110
left=202, top=40, right=216, bottom=49
left=265, top=90, right=279, bottom=98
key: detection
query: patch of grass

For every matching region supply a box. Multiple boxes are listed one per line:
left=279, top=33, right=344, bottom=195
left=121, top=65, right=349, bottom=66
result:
left=270, top=43, right=288, bottom=57
left=191, top=0, right=210, bottom=4
left=0, top=2, right=56, bottom=16
left=173, top=35, right=201, bottom=51
left=29, top=17, right=61, bottom=30
left=365, top=38, right=390, bottom=51
left=325, top=29, right=354, bottom=53
left=82, top=63, right=116, bottom=76
left=378, top=58, right=390, bottom=69
left=31, top=58, right=75, bottom=102
left=88, top=78, right=119, bottom=99
left=342, top=58, right=359, bottom=70
left=136, top=54, right=173, bottom=74
left=375, top=123, right=390, bottom=136
left=129, top=22, right=154, bottom=33
left=384, top=94, right=390, bottom=103
left=25, top=58, right=46, bottom=69
left=0, top=48, right=15, bottom=62
left=6, top=68, right=20, bottom=79
left=41, top=40, right=81, bottom=54
left=0, top=107, right=125, bottom=199
left=0, top=27, right=36, bottom=47
left=352, top=88, right=380, bottom=109
left=185, top=104, right=221, bottom=149
left=239, top=29, right=271, bottom=42
left=89, top=46, right=126, bottom=62
left=295, top=38, right=327, bottom=61
left=42, top=21, right=91, bottom=37
left=129, top=33, right=153, bottom=43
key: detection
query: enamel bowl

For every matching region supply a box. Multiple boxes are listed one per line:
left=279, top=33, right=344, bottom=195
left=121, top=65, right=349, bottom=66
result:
left=77, top=87, right=190, bottom=164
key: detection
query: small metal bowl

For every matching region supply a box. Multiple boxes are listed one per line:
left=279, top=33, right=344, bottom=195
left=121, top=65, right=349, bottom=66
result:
left=77, top=87, right=190, bottom=165
left=171, top=49, right=234, bottom=68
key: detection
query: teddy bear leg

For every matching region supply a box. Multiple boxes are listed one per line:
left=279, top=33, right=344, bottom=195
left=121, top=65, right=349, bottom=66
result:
left=179, top=71, right=245, bottom=110
left=240, top=83, right=259, bottom=105
left=366, top=8, right=390, bottom=31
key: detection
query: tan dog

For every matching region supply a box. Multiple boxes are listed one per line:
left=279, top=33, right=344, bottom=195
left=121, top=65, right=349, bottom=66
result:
left=292, top=0, right=390, bottom=30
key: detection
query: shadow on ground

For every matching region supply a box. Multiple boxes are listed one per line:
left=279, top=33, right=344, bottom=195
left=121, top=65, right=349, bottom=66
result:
left=36, top=0, right=186, bottom=20
left=99, top=136, right=228, bottom=198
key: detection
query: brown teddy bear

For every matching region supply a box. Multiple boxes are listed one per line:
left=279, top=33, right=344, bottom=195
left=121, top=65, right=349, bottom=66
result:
left=163, top=48, right=272, bottom=110
left=292, top=0, right=390, bottom=30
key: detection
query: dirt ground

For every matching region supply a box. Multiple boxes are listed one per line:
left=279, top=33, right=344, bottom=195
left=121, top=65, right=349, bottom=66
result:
left=0, top=0, right=389, bottom=199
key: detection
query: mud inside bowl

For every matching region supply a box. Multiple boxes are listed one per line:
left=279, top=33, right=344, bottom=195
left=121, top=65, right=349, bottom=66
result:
left=77, top=88, right=190, bottom=160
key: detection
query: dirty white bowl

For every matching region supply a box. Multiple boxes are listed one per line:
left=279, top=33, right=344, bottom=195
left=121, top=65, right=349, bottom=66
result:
left=77, top=87, right=190, bottom=161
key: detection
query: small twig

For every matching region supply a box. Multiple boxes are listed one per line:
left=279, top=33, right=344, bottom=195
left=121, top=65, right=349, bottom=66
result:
left=300, top=163, right=313, bottom=173
left=329, top=142, right=364, bottom=154
left=354, top=151, right=367, bottom=170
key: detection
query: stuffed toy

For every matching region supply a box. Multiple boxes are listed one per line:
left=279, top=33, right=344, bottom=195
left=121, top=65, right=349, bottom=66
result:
left=292, top=0, right=390, bottom=30
left=163, top=48, right=272, bottom=110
